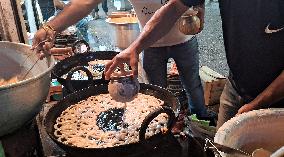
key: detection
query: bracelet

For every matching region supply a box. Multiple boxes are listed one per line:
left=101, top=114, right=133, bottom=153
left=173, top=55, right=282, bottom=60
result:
left=42, top=24, right=57, bottom=34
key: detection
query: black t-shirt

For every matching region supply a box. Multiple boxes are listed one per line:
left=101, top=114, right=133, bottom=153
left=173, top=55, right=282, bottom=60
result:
left=180, top=0, right=205, bottom=7
left=219, top=0, right=284, bottom=106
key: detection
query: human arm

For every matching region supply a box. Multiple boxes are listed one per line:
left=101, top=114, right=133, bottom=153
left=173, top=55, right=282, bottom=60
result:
left=32, top=0, right=101, bottom=58
left=237, top=70, right=284, bottom=115
left=105, top=0, right=202, bottom=79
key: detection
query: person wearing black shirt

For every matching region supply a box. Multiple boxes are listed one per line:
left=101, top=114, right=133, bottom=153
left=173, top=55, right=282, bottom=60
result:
left=216, top=0, right=284, bottom=128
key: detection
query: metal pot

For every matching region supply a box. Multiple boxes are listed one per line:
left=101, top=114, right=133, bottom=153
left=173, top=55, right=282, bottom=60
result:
left=108, top=73, right=140, bottom=102
left=0, top=41, right=55, bottom=136
left=107, top=18, right=140, bottom=49
left=44, top=83, right=180, bottom=157
left=214, top=108, right=284, bottom=156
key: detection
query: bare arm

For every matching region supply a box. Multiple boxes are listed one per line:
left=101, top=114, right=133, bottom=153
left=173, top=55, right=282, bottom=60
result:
left=48, top=0, right=100, bottom=32
left=129, top=0, right=189, bottom=54
left=238, top=70, right=284, bottom=114
left=32, top=0, right=101, bottom=58
left=105, top=0, right=194, bottom=78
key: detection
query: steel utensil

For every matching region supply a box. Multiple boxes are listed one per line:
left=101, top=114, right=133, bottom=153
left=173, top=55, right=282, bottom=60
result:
left=21, top=39, right=50, bottom=79
left=20, top=39, right=49, bottom=67
left=205, top=138, right=251, bottom=157
left=22, top=57, right=40, bottom=79
left=0, top=41, right=55, bottom=136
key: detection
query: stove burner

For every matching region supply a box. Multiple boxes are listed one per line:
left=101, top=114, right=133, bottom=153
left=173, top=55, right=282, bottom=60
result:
left=96, top=108, right=128, bottom=132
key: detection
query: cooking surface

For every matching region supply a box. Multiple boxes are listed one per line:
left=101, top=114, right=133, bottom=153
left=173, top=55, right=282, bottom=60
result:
left=96, top=108, right=127, bottom=132
left=37, top=102, right=182, bottom=157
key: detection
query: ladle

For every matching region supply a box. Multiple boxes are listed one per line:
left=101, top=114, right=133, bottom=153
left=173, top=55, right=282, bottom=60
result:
left=205, top=138, right=251, bottom=156
left=20, top=39, right=49, bottom=68
left=21, top=39, right=50, bottom=79
left=205, top=138, right=272, bottom=157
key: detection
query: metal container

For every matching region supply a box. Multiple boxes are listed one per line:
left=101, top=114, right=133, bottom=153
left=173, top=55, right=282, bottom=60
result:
left=108, top=74, right=140, bottom=102
left=0, top=41, right=55, bottom=136
left=44, top=83, right=179, bottom=157
left=214, top=108, right=284, bottom=157
left=106, top=17, right=140, bottom=49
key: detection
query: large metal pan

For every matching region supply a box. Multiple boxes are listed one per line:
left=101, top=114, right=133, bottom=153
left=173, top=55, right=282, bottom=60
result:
left=52, top=51, right=119, bottom=94
left=44, top=83, right=180, bottom=157
left=0, top=41, right=55, bottom=136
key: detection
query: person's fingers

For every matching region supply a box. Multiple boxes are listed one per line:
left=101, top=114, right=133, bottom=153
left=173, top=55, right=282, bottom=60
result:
left=45, top=42, right=53, bottom=51
left=42, top=44, right=48, bottom=52
left=131, top=65, right=138, bottom=76
left=46, top=29, right=56, bottom=39
left=236, top=109, right=244, bottom=116
left=236, top=104, right=252, bottom=116
left=31, top=37, right=40, bottom=50
left=42, top=42, right=53, bottom=55
left=104, top=58, right=118, bottom=80
left=34, top=43, right=44, bottom=55
left=33, top=46, right=41, bottom=55
left=32, top=29, right=46, bottom=49
left=186, top=9, right=198, bottom=16
left=50, top=47, right=72, bottom=55
left=130, top=58, right=138, bottom=76
left=39, top=51, right=45, bottom=60
left=118, top=63, right=127, bottom=75
left=104, top=59, right=113, bottom=75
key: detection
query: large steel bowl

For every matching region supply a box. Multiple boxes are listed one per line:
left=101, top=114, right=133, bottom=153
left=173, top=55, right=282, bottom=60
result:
left=214, top=108, right=284, bottom=157
left=0, top=41, right=55, bottom=136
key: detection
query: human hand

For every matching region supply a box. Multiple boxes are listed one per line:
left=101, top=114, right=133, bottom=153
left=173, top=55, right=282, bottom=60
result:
left=104, top=48, right=139, bottom=80
left=31, top=25, right=56, bottom=59
left=194, top=4, right=205, bottom=32
left=236, top=103, right=258, bottom=116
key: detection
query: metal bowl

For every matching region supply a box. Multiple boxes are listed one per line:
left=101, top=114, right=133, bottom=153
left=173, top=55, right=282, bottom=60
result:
left=108, top=73, right=140, bottom=102
left=215, top=108, right=284, bottom=156
left=106, top=17, right=140, bottom=49
left=0, top=41, right=55, bottom=136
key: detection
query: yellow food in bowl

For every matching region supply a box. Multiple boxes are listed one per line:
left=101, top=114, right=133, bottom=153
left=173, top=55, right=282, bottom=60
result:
left=0, top=76, right=19, bottom=87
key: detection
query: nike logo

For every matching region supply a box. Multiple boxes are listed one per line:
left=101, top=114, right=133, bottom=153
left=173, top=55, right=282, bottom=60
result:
left=265, top=24, right=284, bottom=34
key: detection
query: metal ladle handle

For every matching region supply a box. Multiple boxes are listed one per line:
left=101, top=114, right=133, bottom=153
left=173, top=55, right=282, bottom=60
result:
left=21, top=39, right=52, bottom=79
